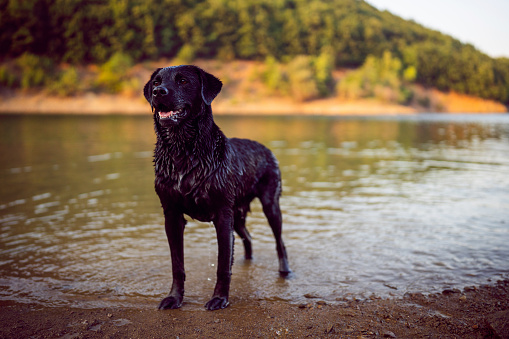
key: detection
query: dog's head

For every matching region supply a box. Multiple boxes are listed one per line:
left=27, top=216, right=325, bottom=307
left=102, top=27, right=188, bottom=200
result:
left=143, top=65, right=222, bottom=126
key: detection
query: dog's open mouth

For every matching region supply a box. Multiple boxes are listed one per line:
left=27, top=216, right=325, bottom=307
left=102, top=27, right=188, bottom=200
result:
left=155, top=104, right=186, bottom=121
left=158, top=109, right=183, bottom=119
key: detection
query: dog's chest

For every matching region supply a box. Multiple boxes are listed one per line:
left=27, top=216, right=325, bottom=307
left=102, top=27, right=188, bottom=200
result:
left=154, top=156, right=222, bottom=221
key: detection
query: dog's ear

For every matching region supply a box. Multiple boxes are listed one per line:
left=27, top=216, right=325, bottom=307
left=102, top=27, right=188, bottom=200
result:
left=144, top=68, right=162, bottom=103
left=197, top=67, right=222, bottom=105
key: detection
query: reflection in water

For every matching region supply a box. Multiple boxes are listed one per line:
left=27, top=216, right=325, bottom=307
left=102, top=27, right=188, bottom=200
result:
left=1, top=114, right=508, bottom=308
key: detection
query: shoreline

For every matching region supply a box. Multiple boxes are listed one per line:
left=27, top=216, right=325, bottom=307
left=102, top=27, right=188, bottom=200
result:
left=0, top=91, right=507, bottom=116
left=1, top=280, right=508, bottom=338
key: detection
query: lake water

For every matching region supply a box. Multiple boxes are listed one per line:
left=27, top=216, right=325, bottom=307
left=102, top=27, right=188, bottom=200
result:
left=1, top=114, right=508, bottom=309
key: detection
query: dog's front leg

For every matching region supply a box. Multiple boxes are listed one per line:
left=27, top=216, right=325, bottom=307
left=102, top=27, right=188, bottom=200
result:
left=158, top=210, right=186, bottom=310
left=205, top=209, right=234, bottom=310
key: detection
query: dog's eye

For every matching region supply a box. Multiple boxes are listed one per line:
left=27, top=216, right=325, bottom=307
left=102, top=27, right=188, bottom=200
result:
left=178, top=78, right=188, bottom=85
left=153, top=80, right=161, bottom=86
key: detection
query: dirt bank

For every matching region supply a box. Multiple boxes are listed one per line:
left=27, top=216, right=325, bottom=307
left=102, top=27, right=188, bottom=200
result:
left=1, top=58, right=507, bottom=115
left=0, top=91, right=418, bottom=115
left=1, top=280, right=508, bottom=338
left=1, top=90, right=506, bottom=116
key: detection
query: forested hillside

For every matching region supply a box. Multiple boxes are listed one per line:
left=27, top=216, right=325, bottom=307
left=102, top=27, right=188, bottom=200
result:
left=1, top=0, right=509, bottom=105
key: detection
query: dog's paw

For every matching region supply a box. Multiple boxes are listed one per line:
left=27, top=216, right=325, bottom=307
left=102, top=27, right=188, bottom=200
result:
left=279, top=259, right=292, bottom=278
left=158, top=296, right=183, bottom=310
left=279, top=269, right=292, bottom=278
left=205, top=296, right=229, bottom=311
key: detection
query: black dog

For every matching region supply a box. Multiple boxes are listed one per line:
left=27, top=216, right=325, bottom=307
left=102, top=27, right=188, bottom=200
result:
left=143, top=65, right=290, bottom=311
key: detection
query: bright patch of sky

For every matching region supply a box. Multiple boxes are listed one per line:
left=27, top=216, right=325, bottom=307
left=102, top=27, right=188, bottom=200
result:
left=367, top=0, right=509, bottom=58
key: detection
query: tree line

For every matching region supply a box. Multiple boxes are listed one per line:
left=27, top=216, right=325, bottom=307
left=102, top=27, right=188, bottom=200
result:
left=1, top=0, right=508, bottom=104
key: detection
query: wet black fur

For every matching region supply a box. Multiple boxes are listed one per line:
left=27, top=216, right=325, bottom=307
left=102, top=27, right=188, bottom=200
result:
left=143, top=65, right=290, bottom=311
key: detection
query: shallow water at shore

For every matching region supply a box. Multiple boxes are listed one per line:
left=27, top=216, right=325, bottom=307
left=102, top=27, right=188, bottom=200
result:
left=1, top=114, right=508, bottom=309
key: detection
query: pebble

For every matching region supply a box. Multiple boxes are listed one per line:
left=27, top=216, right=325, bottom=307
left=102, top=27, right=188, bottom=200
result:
left=383, top=330, right=397, bottom=338
left=298, top=303, right=312, bottom=309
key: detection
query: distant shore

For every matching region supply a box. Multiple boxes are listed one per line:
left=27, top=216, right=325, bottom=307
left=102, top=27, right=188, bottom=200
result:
left=1, top=58, right=507, bottom=116
left=0, top=90, right=507, bottom=116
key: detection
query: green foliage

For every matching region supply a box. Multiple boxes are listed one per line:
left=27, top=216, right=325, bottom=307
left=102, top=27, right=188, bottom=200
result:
left=262, top=56, right=287, bottom=94
left=95, top=52, right=134, bottom=93
left=314, top=47, right=336, bottom=96
left=260, top=53, right=335, bottom=101
left=176, top=44, right=197, bottom=63
left=16, top=53, right=53, bottom=89
left=403, top=66, right=417, bottom=82
left=287, top=56, right=320, bottom=102
left=0, top=65, right=17, bottom=87
left=337, top=51, right=413, bottom=104
left=0, top=0, right=508, bottom=103
left=48, top=67, right=80, bottom=97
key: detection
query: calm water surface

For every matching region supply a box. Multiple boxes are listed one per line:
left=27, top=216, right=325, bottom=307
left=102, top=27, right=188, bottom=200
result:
left=1, top=114, right=508, bottom=309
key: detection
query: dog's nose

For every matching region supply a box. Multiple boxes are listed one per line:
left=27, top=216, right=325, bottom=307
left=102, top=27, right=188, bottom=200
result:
left=152, top=86, right=169, bottom=97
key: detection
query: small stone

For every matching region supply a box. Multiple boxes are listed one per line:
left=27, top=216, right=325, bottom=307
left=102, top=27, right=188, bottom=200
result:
left=459, top=295, right=467, bottom=301
left=316, top=300, right=327, bottom=306
left=383, top=283, right=398, bottom=290
left=383, top=330, right=396, bottom=338
left=298, top=303, right=312, bottom=309
left=107, top=313, right=113, bottom=318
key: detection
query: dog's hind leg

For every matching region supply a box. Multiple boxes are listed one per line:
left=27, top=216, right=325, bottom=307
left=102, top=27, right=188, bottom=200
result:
left=258, top=178, right=291, bottom=276
left=233, top=206, right=253, bottom=260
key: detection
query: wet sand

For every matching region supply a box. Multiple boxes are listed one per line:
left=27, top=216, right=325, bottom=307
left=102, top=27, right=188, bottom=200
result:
left=1, top=280, right=508, bottom=338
